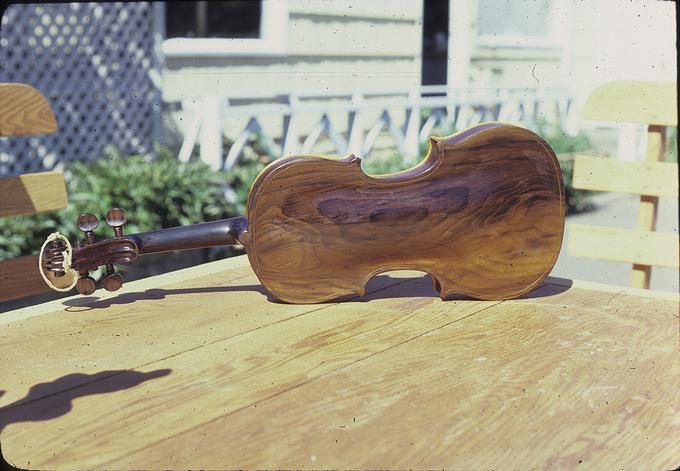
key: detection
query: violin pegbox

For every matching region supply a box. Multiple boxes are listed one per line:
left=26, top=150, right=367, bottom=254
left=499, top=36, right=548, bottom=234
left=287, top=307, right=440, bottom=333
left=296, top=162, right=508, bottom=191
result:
left=40, top=208, right=138, bottom=295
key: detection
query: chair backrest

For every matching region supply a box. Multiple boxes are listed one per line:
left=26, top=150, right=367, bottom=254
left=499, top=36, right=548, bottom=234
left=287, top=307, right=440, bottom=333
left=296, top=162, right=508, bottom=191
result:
left=0, top=83, right=67, bottom=303
left=567, top=81, right=679, bottom=289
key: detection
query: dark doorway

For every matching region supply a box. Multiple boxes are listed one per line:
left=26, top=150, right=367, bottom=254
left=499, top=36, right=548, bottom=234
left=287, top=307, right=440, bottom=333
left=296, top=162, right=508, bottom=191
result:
left=421, top=0, right=449, bottom=87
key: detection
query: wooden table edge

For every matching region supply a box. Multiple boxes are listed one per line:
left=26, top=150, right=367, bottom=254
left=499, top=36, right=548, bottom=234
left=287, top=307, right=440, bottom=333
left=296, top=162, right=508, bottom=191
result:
left=1, top=255, right=252, bottom=324
left=2, top=259, right=677, bottom=325
left=544, top=275, right=679, bottom=301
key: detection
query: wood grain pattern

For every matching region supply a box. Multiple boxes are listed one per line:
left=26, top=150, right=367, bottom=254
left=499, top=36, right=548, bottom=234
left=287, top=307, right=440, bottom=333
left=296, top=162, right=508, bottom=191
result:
left=582, top=81, right=677, bottom=126
left=0, top=257, right=415, bottom=408
left=0, top=256, right=677, bottom=469
left=0, top=258, right=497, bottom=467
left=0, top=171, right=68, bottom=218
left=109, top=287, right=678, bottom=470
left=0, top=256, right=49, bottom=303
left=246, top=123, right=565, bottom=303
left=0, top=83, right=57, bottom=136
left=572, top=154, right=678, bottom=197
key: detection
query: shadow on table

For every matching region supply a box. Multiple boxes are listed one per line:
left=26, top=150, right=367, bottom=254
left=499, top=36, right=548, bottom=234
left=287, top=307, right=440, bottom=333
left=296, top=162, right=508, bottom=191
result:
left=61, top=274, right=573, bottom=311
left=62, top=284, right=272, bottom=311
left=0, top=368, right=171, bottom=436
left=520, top=277, right=573, bottom=299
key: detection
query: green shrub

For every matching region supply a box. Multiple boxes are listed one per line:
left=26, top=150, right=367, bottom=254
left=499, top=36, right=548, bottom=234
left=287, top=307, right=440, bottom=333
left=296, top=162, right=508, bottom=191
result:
left=360, top=110, right=457, bottom=175
left=557, top=158, right=592, bottom=214
left=533, top=118, right=594, bottom=214
left=0, top=147, right=240, bottom=259
left=361, top=153, right=413, bottom=174
left=534, top=119, right=591, bottom=155
left=222, top=133, right=277, bottom=212
left=667, top=127, right=677, bottom=162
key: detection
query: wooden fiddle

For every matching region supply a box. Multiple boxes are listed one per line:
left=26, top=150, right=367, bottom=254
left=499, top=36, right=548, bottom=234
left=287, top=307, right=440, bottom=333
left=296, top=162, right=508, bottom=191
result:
left=40, top=123, right=565, bottom=303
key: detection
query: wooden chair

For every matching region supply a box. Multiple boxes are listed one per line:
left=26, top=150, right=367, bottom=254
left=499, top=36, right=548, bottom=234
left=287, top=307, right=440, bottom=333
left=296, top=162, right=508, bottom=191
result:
left=0, top=83, right=67, bottom=303
left=568, top=81, right=678, bottom=289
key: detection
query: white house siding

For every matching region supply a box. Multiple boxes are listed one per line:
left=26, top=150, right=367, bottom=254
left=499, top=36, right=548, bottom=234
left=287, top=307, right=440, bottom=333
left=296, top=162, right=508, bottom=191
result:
left=567, top=0, right=676, bottom=103
left=162, top=0, right=423, bottom=151
left=449, top=0, right=675, bottom=159
left=448, top=0, right=572, bottom=99
left=468, top=47, right=565, bottom=98
left=568, top=1, right=676, bottom=159
left=450, top=0, right=676, bottom=119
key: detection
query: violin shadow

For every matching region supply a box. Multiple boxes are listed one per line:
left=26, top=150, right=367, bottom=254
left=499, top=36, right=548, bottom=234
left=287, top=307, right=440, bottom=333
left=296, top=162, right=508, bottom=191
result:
left=61, top=275, right=572, bottom=310
left=351, top=274, right=572, bottom=302
left=62, top=284, right=272, bottom=311
left=519, top=277, right=573, bottom=299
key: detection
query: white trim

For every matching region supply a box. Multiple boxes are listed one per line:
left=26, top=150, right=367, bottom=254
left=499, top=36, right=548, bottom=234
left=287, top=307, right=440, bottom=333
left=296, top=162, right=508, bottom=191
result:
left=162, top=0, right=288, bottom=58
left=476, top=34, right=562, bottom=49
left=447, top=0, right=472, bottom=95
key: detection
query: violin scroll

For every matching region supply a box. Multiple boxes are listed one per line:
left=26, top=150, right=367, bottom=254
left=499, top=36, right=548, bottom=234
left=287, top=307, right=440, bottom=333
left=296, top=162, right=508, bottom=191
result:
left=40, top=208, right=139, bottom=294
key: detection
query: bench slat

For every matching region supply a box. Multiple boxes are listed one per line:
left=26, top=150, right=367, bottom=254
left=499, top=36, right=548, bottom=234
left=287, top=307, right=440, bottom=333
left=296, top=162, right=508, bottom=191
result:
left=0, top=171, right=68, bottom=218
left=0, top=83, right=57, bottom=136
left=0, top=255, right=51, bottom=302
left=572, top=155, right=678, bottom=197
left=582, top=81, right=677, bottom=126
left=568, top=224, right=679, bottom=268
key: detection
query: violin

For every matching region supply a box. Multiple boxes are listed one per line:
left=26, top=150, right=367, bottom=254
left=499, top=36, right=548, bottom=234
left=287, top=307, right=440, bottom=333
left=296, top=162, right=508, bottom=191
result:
left=40, top=123, right=565, bottom=303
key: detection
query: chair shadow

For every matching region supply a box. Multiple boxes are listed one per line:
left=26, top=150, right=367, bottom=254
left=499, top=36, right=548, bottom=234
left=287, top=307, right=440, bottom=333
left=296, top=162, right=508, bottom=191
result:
left=0, top=368, right=171, bottom=436
left=61, top=274, right=573, bottom=311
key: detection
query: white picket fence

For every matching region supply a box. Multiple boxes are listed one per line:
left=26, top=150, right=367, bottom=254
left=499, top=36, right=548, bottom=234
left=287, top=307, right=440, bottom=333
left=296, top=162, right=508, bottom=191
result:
left=173, top=85, right=578, bottom=170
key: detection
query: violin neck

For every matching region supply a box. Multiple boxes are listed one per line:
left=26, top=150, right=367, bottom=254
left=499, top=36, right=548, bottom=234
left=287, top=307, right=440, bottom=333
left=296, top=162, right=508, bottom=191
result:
left=128, top=216, right=248, bottom=255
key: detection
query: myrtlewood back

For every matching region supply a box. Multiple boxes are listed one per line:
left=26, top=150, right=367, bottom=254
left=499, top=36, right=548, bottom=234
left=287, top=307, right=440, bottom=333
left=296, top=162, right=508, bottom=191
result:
left=41, top=123, right=565, bottom=303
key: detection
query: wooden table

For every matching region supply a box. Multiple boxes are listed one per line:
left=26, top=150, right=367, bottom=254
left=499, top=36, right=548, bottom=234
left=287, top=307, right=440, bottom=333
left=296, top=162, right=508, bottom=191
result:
left=1, top=255, right=678, bottom=469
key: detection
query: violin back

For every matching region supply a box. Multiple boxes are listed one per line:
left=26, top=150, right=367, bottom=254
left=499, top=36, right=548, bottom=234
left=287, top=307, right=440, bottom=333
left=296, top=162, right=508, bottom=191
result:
left=244, top=123, right=565, bottom=303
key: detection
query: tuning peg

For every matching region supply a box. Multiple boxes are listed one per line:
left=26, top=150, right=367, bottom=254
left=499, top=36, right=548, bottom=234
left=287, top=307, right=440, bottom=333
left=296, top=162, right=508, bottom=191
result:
left=77, top=213, right=98, bottom=245
left=76, top=275, right=96, bottom=295
left=105, top=207, right=127, bottom=238
left=102, top=269, right=123, bottom=292
left=102, top=209, right=126, bottom=292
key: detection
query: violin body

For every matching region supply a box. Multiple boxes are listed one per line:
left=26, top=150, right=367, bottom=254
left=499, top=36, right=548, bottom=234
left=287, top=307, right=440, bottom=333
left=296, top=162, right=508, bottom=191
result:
left=245, top=123, right=565, bottom=303
left=41, top=123, right=565, bottom=303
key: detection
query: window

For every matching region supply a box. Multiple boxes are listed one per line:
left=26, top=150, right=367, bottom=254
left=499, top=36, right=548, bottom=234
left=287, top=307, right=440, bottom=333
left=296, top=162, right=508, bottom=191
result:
left=162, top=0, right=287, bottom=57
left=165, top=1, right=262, bottom=39
left=476, top=0, right=568, bottom=48
left=421, top=0, right=449, bottom=86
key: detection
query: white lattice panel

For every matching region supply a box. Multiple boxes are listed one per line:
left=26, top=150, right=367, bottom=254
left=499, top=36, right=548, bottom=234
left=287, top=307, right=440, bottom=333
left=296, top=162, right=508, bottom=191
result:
left=0, top=2, right=161, bottom=176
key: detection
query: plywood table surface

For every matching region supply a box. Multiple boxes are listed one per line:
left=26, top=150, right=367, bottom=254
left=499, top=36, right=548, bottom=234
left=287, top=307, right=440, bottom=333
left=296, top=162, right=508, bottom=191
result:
left=1, top=255, right=678, bottom=469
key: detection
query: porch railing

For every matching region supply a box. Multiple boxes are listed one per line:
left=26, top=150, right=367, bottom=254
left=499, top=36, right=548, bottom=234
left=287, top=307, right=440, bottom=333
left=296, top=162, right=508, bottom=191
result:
left=171, top=85, right=577, bottom=170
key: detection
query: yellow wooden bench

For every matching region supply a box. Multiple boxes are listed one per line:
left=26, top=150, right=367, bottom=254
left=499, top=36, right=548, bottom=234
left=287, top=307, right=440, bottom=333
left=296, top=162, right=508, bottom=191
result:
left=568, top=81, right=678, bottom=289
left=0, top=83, right=67, bottom=302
